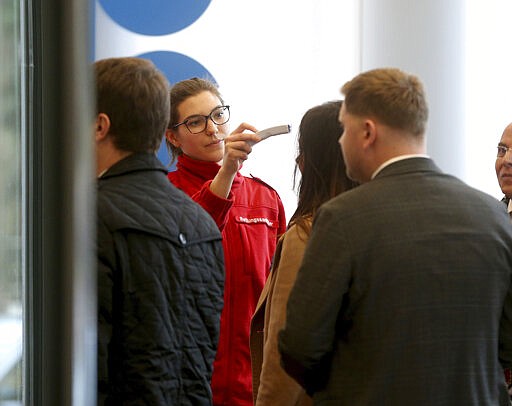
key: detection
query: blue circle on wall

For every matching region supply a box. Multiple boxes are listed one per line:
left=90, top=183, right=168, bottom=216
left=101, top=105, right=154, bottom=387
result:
left=138, top=50, right=218, bottom=167
left=139, top=50, right=217, bottom=86
left=98, top=0, right=212, bottom=36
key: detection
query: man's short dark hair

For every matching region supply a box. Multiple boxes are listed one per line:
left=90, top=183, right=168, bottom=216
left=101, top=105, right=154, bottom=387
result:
left=94, top=57, right=170, bottom=153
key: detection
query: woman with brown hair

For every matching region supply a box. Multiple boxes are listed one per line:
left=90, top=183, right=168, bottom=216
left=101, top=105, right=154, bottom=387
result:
left=250, top=100, right=357, bottom=405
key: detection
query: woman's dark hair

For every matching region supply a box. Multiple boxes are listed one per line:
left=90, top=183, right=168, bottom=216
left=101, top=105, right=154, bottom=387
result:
left=166, top=77, right=223, bottom=162
left=289, top=100, right=358, bottom=234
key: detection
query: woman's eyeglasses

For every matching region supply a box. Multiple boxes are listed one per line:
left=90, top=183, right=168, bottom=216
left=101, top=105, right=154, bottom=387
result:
left=172, top=105, right=230, bottom=134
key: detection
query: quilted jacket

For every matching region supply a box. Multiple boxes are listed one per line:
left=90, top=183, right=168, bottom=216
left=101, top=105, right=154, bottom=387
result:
left=97, top=152, right=224, bottom=405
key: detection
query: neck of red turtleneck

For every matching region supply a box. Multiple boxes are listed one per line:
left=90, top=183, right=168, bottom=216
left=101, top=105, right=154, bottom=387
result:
left=176, top=154, right=243, bottom=187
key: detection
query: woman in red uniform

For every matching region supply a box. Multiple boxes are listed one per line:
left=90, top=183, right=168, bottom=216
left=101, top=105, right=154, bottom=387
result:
left=165, top=77, right=286, bottom=406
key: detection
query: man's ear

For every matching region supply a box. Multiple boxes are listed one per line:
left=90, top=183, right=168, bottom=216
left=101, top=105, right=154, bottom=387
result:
left=165, top=128, right=181, bottom=148
left=362, top=119, right=377, bottom=149
left=95, top=113, right=111, bottom=142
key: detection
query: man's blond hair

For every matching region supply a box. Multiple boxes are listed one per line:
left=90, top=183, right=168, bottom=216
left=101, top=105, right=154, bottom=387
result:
left=341, top=68, right=428, bottom=136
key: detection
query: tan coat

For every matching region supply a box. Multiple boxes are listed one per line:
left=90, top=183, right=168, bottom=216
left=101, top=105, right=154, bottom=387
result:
left=250, top=223, right=313, bottom=406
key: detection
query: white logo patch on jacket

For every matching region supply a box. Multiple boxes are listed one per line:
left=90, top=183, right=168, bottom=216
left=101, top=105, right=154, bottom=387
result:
left=236, top=216, right=274, bottom=227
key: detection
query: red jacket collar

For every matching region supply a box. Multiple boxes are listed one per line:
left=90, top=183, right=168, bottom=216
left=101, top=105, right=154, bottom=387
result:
left=177, top=154, right=243, bottom=189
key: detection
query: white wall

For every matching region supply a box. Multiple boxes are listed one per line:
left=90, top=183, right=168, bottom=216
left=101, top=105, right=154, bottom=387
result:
left=95, top=1, right=360, bottom=222
left=359, top=0, right=512, bottom=200
left=361, top=0, right=467, bottom=179
left=95, top=0, right=512, bottom=217
left=465, top=1, right=512, bottom=199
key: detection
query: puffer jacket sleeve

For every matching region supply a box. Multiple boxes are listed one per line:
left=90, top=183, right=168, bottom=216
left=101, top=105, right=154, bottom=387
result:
left=97, top=218, right=116, bottom=405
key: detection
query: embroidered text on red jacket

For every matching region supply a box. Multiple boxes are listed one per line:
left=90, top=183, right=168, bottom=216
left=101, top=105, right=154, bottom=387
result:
left=237, top=216, right=274, bottom=227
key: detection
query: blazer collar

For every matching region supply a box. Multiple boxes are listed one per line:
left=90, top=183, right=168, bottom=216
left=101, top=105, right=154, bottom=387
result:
left=374, top=157, right=441, bottom=179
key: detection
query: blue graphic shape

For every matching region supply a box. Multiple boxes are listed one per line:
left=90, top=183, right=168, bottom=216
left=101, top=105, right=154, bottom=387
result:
left=99, top=0, right=211, bottom=36
left=138, top=51, right=217, bottom=168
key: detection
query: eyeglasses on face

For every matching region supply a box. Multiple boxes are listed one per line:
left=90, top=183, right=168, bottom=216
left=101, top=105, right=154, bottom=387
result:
left=172, top=105, right=230, bottom=134
left=497, top=144, right=512, bottom=158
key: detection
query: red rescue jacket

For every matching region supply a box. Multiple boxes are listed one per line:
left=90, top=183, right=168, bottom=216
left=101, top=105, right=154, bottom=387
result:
left=168, top=154, right=286, bottom=406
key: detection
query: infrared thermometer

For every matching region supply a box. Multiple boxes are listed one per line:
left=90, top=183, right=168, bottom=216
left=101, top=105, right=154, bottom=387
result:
left=249, top=124, right=291, bottom=146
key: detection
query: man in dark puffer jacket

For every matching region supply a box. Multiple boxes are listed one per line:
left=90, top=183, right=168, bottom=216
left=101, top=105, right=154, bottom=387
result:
left=95, top=57, right=224, bottom=405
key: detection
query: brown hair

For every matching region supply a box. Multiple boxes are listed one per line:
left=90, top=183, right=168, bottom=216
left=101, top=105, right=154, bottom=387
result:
left=94, top=57, right=170, bottom=153
left=289, top=100, right=358, bottom=234
left=341, top=68, right=428, bottom=136
left=166, top=77, right=224, bottom=162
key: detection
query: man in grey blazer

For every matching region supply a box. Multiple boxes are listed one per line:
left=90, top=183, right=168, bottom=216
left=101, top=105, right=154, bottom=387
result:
left=496, top=121, right=512, bottom=395
left=278, top=67, right=512, bottom=405
left=496, top=122, right=512, bottom=214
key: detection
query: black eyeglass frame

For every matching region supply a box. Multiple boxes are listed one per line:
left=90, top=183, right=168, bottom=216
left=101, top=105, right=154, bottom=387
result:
left=172, top=105, right=231, bottom=134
